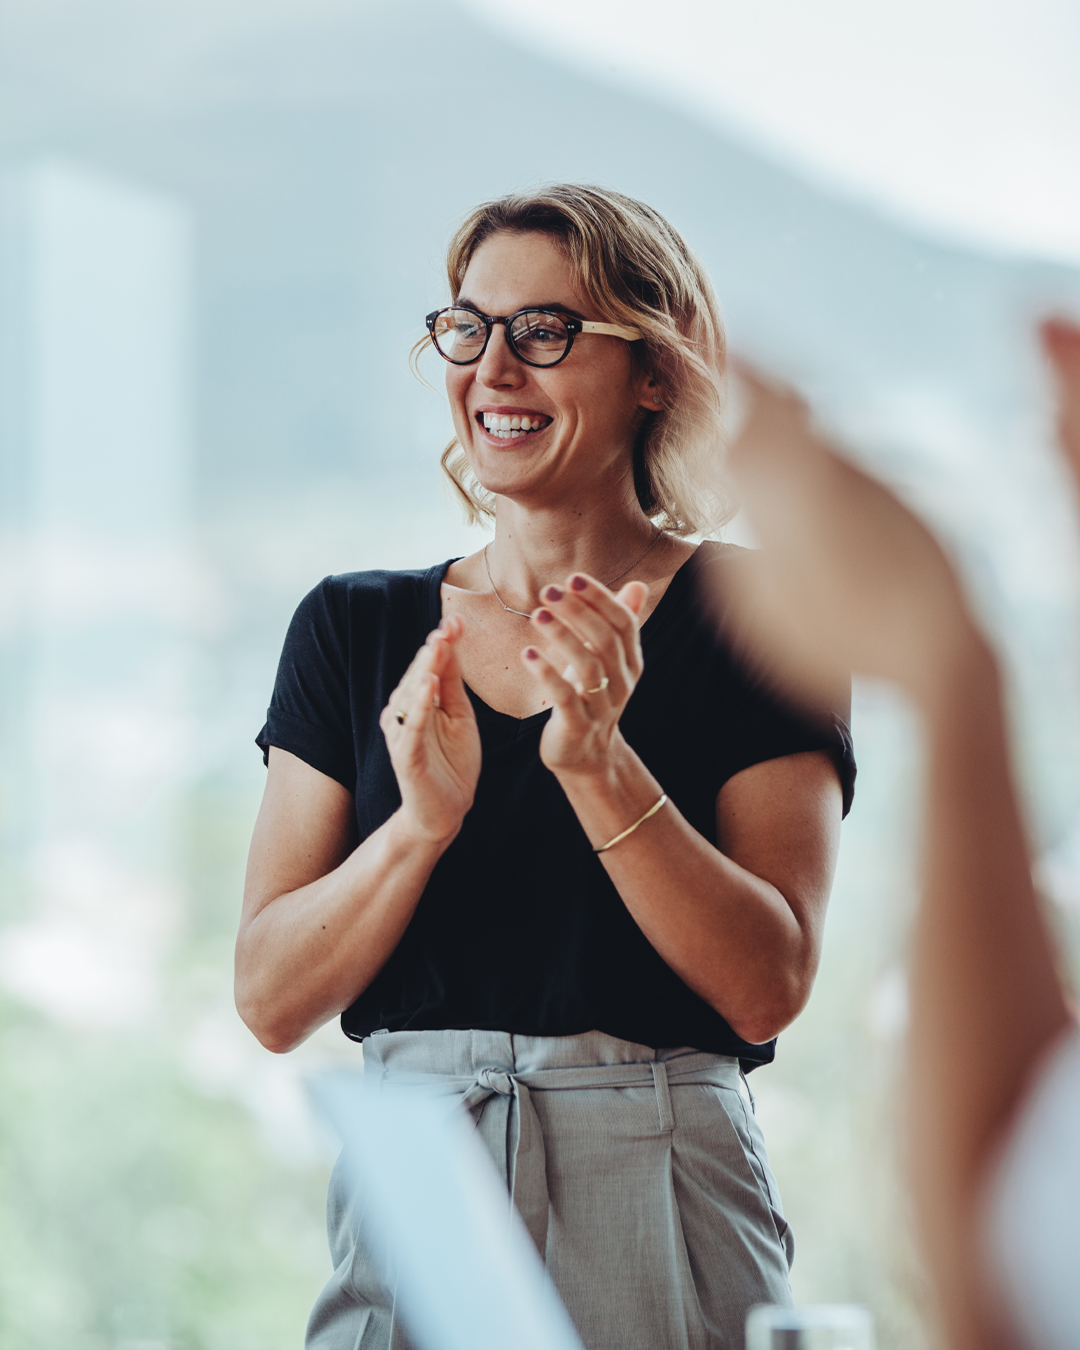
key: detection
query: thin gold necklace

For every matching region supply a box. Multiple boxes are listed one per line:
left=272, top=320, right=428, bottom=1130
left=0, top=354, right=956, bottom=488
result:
left=483, top=530, right=666, bottom=619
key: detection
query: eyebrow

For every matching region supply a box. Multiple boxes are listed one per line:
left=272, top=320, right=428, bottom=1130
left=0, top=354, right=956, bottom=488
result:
left=456, top=297, right=589, bottom=321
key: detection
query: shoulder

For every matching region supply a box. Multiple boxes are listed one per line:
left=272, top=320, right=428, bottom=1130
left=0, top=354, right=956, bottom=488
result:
left=313, top=562, right=449, bottom=604
left=294, top=561, right=453, bottom=626
left=278, top=561, right=454, bottom=673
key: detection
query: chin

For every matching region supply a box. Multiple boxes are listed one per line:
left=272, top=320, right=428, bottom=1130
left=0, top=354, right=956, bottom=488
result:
left=473, top=472, right=527, bottom=501
left=468, top=454, right=538, bottom=497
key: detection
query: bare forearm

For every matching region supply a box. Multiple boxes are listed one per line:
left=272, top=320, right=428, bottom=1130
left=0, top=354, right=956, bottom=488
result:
left=907, top=634, right=1070, bottom=1349
left=236, top=810, right=453, bottom=1052
left=911, top=637, right=1069, bottom=1179
left=555, top=739, right=818, bottom=1043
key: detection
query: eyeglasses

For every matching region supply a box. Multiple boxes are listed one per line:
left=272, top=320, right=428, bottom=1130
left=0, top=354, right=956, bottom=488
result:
left=425, top=305, right=644, bottom=369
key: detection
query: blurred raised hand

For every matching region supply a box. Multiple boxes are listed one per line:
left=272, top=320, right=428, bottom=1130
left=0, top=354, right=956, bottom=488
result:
left=722, top=366, right=977, bottom=710
left=721, top=353, right=1073, bottom=1350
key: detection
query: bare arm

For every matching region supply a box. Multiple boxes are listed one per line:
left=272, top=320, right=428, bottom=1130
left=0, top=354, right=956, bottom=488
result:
left=557, top=745, right=840, bottom=1044
left=724, top=366, right=1073, bottom=1350
left=521, top=576, right=843, bottom=1045
left=911, top=326, right=1080, bottom=1349
left=911, top=635, right=1070, bottom=1350
left=236, top=750, right=453, bottom=1052
left=235, top=616, right=481, bottom=1053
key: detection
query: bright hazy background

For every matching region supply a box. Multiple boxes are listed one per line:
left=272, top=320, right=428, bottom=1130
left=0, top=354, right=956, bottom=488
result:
left=3, top=3, right=1080, bottom=1347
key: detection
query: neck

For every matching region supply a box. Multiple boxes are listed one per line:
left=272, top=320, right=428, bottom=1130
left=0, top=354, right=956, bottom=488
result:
left=486, top=489, right=661, bottom=606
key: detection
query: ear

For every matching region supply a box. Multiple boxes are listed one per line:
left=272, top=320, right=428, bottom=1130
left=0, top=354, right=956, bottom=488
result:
left=636, top=372, right=664, bottom=413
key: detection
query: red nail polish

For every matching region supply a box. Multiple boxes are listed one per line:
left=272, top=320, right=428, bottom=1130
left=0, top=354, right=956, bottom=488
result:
left=525, top=647, right=539, bottom=659
left=544, top=586, right=563, bottom=602
left=570, top=575, right=587, bottom=591
left=536, top=609, right=553, bottom=624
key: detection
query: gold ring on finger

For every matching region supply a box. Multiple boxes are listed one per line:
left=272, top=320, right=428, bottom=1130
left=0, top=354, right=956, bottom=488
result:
left=584, top=675, right=610, bottom=695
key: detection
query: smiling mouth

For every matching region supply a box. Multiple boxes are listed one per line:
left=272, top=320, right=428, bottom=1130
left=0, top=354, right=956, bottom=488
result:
left=478, top=412, right=552, bottom=440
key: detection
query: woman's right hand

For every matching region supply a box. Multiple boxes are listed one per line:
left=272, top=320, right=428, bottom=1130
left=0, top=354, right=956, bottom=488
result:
left=378, top=614, right=481, bottom=843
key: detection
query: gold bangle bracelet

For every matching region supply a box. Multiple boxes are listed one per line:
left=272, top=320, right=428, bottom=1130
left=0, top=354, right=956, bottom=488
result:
left=594, top=793, right=668, bottom=854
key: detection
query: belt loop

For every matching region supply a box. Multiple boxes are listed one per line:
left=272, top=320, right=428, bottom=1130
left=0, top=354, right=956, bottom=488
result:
left=650, top=1061, right=674, bottom=1133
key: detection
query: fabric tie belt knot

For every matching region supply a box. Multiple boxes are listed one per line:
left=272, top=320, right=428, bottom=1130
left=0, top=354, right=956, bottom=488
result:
left=373, top=1051, right=746, bottom=1261
left=474, top=1067, right=514, bottom=1096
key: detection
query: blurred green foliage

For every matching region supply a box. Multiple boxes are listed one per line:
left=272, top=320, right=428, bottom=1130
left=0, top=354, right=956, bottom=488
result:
left=0, top=771, right=332, bottom=1350
left=0, top=996, right=329, bottom=1350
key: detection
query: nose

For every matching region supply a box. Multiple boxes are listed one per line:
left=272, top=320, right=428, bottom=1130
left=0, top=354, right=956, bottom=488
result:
left=475, top=323, right=525, bottom=391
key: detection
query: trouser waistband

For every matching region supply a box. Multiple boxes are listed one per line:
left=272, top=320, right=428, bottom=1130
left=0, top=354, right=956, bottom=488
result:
left=361, top=1028, right=744, bottom=1255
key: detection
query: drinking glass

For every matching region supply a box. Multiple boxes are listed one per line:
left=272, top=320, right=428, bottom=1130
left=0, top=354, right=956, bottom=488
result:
left=745, top=1304, right=875, bottom=1350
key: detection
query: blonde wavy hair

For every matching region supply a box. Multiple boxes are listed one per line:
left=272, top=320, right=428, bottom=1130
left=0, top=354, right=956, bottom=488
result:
left=414, top=183, right=732, bottom=536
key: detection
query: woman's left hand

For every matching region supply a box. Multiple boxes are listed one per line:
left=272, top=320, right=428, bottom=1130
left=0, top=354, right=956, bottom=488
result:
left=522, top=574, right=649, bottom=777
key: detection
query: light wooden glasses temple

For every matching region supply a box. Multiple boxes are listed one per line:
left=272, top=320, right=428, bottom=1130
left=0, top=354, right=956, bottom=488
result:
left=580, top=321, right=644, bottom=342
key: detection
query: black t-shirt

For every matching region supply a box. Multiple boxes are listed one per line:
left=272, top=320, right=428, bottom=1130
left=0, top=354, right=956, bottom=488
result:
left=257, top=542, right=855, bottom=1069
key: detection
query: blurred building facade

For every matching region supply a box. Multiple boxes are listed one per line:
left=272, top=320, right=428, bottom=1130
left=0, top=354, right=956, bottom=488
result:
left=0, top=160, right=192, bottom=1028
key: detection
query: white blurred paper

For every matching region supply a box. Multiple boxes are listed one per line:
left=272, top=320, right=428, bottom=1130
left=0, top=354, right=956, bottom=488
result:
left=310, top=1072, right=585, bottom=1350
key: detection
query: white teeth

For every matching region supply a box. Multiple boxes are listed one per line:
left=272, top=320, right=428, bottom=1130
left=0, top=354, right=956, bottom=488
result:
left=480, top=413, right=548, bottom=435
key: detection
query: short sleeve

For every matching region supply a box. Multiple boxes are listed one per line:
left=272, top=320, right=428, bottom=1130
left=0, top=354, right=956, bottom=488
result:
left=255, top=577, right=356, bottom=792
left=723, top=655, right=856, bottom=817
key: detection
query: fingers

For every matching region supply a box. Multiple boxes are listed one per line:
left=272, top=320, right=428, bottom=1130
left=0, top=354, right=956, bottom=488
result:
left=380, top=619, right=467, bottom=741
left=379, top=663, right=438, bottom=752
left=531, top=601, right=624, bottom=699
left=520, top=645, right=594, bottom=730
left=616, top=580, right=648, bottom=616
left=427, top=616, right=474, bottom=719
left=530, top=576, right=643, bottom=698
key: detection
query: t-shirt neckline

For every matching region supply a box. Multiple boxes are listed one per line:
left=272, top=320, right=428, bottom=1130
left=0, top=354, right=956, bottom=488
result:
left=424, top=542, right=709, bottom=727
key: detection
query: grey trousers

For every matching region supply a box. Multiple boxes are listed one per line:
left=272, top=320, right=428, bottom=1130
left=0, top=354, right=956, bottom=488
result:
left=306, top=1029, right=794, bottom=1350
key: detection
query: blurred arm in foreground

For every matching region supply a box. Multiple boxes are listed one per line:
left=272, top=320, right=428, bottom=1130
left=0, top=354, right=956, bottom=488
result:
left=723, top=338, right=1079, bottom=1350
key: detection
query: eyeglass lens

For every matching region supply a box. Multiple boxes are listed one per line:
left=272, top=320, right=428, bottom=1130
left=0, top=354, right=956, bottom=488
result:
left=431, top=308, right=571, bottom=366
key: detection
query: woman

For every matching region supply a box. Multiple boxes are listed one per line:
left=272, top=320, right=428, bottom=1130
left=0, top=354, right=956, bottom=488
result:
left=236, top=185, right=855, bottom=1350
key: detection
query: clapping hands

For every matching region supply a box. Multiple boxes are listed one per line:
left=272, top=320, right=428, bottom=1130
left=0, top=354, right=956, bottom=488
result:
left=379, top=615, right=482, bottom=843
left=520, top=574, right=649, bottom=778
